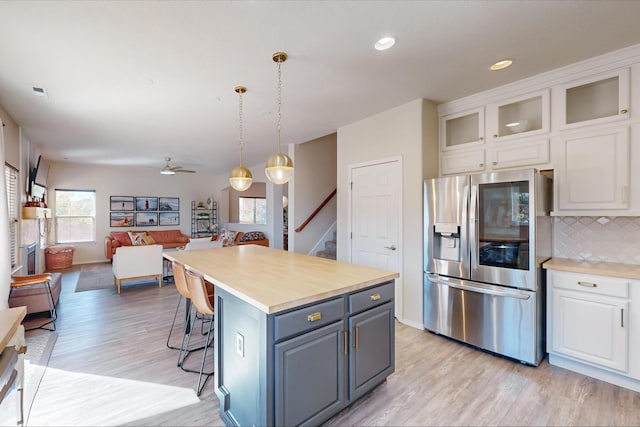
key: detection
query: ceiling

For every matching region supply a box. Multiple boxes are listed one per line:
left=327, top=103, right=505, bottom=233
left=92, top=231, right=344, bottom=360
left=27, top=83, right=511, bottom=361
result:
left=2, top=1, right=640, bottom=176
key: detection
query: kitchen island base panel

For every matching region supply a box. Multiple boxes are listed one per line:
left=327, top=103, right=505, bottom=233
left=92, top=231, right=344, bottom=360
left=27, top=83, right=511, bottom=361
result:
left=214, top=282, right=395, bottom=427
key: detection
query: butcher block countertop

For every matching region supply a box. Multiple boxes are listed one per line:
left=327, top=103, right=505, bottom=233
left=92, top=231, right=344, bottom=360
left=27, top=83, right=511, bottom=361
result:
left=0, top=306, right=26, bottom=352
left=163, top=245, right=399, bottom=314
left=543, top=258, right=640, bottom=281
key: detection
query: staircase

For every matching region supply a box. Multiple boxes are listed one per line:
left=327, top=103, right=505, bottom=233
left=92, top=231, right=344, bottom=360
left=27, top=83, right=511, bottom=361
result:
left=316, top=231, right=336, bottom=260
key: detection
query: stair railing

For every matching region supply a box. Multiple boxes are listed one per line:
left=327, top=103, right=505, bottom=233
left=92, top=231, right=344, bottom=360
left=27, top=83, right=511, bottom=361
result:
left=294, top=188, right=337, bottom=233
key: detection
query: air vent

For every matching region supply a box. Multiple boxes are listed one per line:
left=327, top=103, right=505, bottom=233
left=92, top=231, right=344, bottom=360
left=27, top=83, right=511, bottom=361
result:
left=32, top=86, right=48, bottom=98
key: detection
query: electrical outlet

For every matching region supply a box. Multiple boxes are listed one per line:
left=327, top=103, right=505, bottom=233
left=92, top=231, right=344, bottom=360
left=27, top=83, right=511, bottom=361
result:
left=236, top=332, right=245, bottom=358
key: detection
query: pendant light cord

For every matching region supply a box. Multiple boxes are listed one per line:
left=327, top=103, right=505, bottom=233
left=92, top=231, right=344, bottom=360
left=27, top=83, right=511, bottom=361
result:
left=276, top=57, right=282, bottom=153
left=238, top=88, right=244, bottom=166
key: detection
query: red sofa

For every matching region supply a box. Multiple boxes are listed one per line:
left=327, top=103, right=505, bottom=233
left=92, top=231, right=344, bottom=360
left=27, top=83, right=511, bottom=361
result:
left=105, top=229, right=189, bottom=261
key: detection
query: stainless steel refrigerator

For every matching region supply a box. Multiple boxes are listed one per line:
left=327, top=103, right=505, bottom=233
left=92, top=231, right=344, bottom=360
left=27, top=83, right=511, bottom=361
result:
left=423, top=168, right=552, bottom=366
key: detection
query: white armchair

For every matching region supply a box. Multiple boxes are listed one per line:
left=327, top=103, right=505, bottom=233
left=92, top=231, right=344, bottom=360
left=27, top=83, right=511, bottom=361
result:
left=184, top=239, right=223, bottom=251
left=112, top=244, right=163, bottom=294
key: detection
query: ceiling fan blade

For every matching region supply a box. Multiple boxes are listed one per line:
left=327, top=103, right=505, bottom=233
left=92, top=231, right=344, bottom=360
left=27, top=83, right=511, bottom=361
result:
left=175, top=169, right=196, bottom=173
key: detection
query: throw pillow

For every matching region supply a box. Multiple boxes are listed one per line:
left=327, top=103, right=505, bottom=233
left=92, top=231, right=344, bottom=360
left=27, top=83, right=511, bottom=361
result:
left=128, top=231, right=147, bottom=245
left=142, top=234, right=156, bottom=245
left=239, top=231, right=266, bottom=242
left=111, top=231, right=132, bottom=246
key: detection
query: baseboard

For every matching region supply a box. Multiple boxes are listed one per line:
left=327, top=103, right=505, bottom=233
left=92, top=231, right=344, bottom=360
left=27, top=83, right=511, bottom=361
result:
left=396, top=317, right=423, bottom=330
left=549, top=353, right=640, bottom=393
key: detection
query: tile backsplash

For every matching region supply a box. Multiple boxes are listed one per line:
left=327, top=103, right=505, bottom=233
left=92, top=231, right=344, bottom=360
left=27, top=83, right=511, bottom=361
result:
left=553, top=217, right=640, bottom=265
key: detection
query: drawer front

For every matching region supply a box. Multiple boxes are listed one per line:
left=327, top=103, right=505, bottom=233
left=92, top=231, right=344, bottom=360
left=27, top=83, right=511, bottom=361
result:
left=274, top=297, right=345, bottom=342
left=549, top=270, right=629, bottom=298
left=349, top=281, right=395, bottom=315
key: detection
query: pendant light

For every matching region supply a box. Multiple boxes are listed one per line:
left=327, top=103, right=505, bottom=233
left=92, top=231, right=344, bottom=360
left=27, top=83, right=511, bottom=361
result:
left=265, top=51, right=294, bottom=185
left=229, top=86, right=253, bottom=192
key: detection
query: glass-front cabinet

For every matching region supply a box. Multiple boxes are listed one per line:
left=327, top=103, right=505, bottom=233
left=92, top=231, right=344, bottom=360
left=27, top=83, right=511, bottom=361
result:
left=559, top=68, right=630, bottom=130
left=486, top=89, right=550, bottom=142
left=440, top=107, right=484, bottom=151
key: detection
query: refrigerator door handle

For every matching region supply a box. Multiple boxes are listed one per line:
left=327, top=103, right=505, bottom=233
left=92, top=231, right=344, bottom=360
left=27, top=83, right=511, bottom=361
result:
left=427, top=274, right=531, bottom=300
left=460, top=184, right=470, bottom=272
left=469, top=184, right=479, bottom=270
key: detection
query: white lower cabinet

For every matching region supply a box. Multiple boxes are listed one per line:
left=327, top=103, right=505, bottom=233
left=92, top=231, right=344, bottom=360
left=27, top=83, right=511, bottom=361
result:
left=552, top=288, right=628, bottom=371
left=547, top=269, right=640, bottom=391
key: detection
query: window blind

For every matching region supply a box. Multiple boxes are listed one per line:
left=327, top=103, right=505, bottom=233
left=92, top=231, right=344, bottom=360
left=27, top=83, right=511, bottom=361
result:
left=5, top=163, right=18, bottom=267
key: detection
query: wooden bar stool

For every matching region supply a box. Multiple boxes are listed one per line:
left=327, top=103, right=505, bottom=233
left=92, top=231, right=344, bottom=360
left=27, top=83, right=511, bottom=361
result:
left=10, top=273, right=57, bottom=331
left=166, top=261, right=208, bottom=371
left=184, top=269, right=215, bottom=396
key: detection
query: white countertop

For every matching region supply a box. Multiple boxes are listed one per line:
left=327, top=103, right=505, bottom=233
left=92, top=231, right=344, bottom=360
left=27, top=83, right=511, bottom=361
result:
left=0, top=306, right=26, bottom=352
left=163, top=245, right=399, bottom=314
left=543, top=258, right=640, bottom=280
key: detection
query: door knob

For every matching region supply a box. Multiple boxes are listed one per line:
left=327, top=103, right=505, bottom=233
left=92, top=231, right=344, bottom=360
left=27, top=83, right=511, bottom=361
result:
left=384, top=245, right=397, bottom=251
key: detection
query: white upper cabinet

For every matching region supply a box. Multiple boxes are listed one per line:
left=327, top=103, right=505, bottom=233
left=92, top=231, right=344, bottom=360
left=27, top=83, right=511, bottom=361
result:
left=440, top=107, right=484, bottom=151
left=486, top=89, right=550, bottom=142
left=558, top=68, right=630, bottom=130
left=554, top=126, right=630, bottom=212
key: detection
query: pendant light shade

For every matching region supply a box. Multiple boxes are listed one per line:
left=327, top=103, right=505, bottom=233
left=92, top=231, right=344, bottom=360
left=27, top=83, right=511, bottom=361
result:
left=265, top=51, right=294, bottom=185
left=229, top=86, right=253, bottom=192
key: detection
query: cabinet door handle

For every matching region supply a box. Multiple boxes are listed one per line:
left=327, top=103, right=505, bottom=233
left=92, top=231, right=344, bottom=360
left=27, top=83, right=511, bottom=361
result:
left=621, top=108, right=628, bottom=114
left=577, top=281, right=597, bottom=288
left=479, top=137, right=484, bottom=141
left=622, top=186, right=628, bottom=203
left=621, top=308, right=624, bottom=328
left=492, top=161, right=497, bottom=166
left=493, top=134, right=498, bottom=138
left=343, top=331, right=348, bottom=355
left=370, top=293, right=381, bottom=301
left=479, top=163, right=484, bottom=167
left=307, top=312, right=322, bottom=322
left=353, top=326, right=359, bottom=349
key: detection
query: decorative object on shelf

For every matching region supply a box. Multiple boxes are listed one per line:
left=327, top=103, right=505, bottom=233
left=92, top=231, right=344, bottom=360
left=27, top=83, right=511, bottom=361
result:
left=159, top=157, right=195, bottom=175
left=110, top=196, right=134, bottom=211
left=265, top=51, right=294, bottom=185
left=207, top=197, right=213, bottom=210
left=229, top=86, right=253, bottom=192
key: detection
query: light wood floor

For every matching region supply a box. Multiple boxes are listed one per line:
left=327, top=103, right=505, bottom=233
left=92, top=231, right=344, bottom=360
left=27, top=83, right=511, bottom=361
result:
left=23, top=264, right=640, bottom=426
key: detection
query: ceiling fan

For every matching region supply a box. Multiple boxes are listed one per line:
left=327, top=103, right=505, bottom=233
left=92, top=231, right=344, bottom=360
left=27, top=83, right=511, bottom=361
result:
left=159, top=157, right=195, bottom=175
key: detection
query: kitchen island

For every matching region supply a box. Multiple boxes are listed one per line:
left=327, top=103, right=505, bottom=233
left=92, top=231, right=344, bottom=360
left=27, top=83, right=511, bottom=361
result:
left=164, top=245, right=399, bottom=427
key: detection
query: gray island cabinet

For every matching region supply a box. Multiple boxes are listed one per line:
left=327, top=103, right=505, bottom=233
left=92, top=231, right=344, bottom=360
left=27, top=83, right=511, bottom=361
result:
left=164, top=245, right=399, bottom=427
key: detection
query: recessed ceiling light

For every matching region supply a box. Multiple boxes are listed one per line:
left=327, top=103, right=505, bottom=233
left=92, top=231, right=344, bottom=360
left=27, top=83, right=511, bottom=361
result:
left=32, top=86, right=48, bottom=97
left=489, top=59, right=513, bottom=71
left=375, top=36, right=396, bottom=51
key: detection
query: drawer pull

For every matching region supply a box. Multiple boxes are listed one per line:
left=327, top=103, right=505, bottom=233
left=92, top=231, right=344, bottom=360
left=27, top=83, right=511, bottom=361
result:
left=307, top=312, right=322, bottom=322
left=370, top=293, right=381, bottom=301
left=621, top=308, right=624, bottom=328
left=577, top=281, right=597, bottom=288
left=621, top=108, right=628, bottom=114
left=18, top=346, right=27, bottom=354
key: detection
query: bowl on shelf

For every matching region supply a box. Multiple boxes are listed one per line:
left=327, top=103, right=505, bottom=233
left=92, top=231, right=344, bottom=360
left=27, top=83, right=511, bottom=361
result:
left=505, top=119, right=529, bottom=134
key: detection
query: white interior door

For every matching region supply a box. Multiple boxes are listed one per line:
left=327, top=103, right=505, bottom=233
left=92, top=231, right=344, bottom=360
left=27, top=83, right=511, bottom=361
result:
left=350, top=159, right=401, bottom=315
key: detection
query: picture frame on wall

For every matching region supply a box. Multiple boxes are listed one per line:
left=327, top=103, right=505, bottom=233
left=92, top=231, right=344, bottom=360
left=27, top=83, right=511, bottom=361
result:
left=110, top=196, right=134, bottom=211
left=159, top=197, right=179, bottom=211
left=135, top=212, right=158, bottom=226
left=159, top=211, right=180, bottom=226
left=136, top=197, right=158, bottom=211
left=110, top=212, right=134, bottom=227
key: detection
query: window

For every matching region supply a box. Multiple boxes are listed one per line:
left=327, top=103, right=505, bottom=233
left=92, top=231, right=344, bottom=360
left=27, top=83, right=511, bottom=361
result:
left=55, top=189, right=96, bottom=243
left=239, top=197, right=266, bottom=225
left=5, top=163, right=18, bottom=268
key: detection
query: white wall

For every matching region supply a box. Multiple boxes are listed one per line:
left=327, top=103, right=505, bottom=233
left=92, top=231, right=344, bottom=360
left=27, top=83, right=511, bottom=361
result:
left=292, top=133, right=337, bottom=254
left=337, top=98, right=438, bottom=328
left=47, top=161, right=222, bottom=264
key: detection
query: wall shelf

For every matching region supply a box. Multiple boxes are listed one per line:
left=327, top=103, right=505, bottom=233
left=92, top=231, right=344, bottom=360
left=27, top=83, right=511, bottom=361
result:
left=22, top=207, right=51, bottom=219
